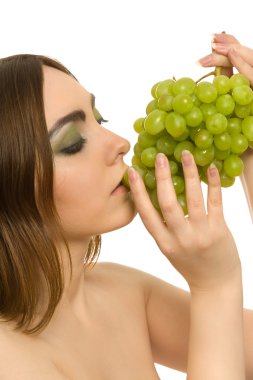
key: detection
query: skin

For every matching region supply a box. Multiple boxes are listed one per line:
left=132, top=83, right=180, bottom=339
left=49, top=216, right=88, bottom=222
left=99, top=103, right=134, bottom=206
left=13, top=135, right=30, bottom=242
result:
left=0, top=53, right=250, bottom=379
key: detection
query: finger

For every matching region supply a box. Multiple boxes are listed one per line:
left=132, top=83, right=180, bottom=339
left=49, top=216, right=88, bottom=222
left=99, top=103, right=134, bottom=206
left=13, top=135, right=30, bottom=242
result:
left=197, top=52, right=232, bottom=68
left=181, top=150, right=206, bottom=222
left=128, top=166, right=169, bottom=241
left=155, top=153, right=185, bottom=231
left=212, top=33, right=240, bottom=44
left=206, top=164, right=224, bottom=220
left=228, top=48, right=253, bottom=86
left=212, top=43, right=253, bottom=67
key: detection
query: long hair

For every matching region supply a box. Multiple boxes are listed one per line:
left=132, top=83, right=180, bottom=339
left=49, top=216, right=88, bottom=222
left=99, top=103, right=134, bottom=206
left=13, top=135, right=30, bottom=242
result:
left=0, top=54, right=101, bottom=334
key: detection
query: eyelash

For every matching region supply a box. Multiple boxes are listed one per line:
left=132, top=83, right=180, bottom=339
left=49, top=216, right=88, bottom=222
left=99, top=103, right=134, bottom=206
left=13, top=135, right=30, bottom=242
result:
left=60, top=137, right=87, bottom=155
left=97, top=118, right=108, bottom=125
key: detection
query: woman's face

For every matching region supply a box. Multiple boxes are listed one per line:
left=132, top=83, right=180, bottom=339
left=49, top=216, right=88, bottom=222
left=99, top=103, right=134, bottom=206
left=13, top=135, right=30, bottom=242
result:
left=43, top=66, right=136, bottom=241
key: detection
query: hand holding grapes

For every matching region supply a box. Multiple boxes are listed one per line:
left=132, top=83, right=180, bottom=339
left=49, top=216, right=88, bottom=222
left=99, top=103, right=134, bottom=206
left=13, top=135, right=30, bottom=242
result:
left=198, top=33, right=253, bottom=86
left=128, top=151, right=241, bottom=292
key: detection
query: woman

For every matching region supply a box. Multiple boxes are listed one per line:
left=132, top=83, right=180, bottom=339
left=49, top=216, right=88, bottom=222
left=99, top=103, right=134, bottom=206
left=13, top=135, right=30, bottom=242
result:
left=0, top=51, right=246, bottom=379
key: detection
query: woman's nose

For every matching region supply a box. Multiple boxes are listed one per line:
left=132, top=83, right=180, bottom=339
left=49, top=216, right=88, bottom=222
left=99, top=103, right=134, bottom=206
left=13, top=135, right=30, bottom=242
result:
left=102, top=128, right=131, bottom=164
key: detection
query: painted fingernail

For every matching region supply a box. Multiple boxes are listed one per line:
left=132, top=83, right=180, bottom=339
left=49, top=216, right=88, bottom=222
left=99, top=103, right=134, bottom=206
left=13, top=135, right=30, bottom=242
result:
left=181, top=150, right=192, bottom=166
left=128, top=167, right=137, bottom=182
left=156, top=153, right=167, bottom=168
left=209, top=163, right=217, bottom=177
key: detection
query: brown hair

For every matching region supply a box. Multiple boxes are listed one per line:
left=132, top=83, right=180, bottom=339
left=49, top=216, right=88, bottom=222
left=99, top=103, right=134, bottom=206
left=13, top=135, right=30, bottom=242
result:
left=0, top=54, right=101, bottom=334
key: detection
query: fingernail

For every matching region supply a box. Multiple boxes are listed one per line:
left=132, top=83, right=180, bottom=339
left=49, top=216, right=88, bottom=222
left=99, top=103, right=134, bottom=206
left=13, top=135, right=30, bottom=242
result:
left=181, top=150, right=192, bottom=166
left=128, top=167, right=137, bottom=182
left=156, top=153, right=167, bottom=168
left=212, top=42, right=228, bottom=52
left=197, top=54, right=212, bottom=66
left=209, top=163, right=217, bottom=177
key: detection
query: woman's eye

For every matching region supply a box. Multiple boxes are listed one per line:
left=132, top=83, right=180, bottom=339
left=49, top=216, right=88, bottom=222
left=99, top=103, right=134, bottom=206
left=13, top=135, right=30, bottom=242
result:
left=60, top=138, right=86, bottom=155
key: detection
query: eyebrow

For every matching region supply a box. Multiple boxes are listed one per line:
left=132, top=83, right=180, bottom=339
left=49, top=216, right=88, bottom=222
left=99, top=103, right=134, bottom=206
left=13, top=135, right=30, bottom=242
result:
left=48, top=93, right=95, bottom=139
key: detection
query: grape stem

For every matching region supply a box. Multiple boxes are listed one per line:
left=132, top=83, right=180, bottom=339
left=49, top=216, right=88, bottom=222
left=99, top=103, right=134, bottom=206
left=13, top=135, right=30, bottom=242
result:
left=195, top=66, right=222, bottom=84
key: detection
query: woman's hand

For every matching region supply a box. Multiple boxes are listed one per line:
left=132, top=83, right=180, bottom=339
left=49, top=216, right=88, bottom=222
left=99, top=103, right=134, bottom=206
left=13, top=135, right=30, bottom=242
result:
left=128, top=151, right=241, bottom=292
left=198, top=33, right=253, bottom=86
left=198, top=32, right=253, bottom=223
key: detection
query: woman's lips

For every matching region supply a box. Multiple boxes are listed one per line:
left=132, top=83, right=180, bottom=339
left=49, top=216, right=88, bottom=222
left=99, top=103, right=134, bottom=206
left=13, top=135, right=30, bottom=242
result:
left=111, top=183, right=129, bottom=195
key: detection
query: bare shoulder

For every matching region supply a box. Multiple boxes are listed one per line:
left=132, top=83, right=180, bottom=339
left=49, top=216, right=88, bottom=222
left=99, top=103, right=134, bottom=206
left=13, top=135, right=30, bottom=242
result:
left=84, top=261, right=180, bottom=304
left=85, top=261, right=156, bottom=291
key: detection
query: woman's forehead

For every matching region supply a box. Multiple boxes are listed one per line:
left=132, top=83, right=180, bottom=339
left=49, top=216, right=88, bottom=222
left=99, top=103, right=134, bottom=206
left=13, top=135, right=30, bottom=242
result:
left=42, top=66, right=90, bottom=129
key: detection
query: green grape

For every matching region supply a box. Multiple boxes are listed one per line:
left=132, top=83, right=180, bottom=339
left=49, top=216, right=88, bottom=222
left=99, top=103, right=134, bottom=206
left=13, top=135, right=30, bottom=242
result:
left=232, top=85, right=253, bottom=106
left=177, top=193, right=188, bottom=215
left=227, top=118, right=242, bottom=134
left=242, top=116, right=253, bottom=141
left=156, top=135, right=177, bottom=156
left=155, top=79, right=175, bottom=98
left=196, top=81, right=217, bottom=103
left=213, top=75, right=231, bottom=94
left=172, top=94, right=193, bottom=114
left=172, top=175, right=185, bottom=195
left=157, top=94, right=174, bottom=111
left=200, top=103, right=217, bottom=121
left=131, top=155, right=145, bottom=168
left=234, top=103, right=251, bottom=118
left=189, top=125, right=204, bottom=141
left=213, top=132, right=231, bottom=151
left=146, top=99, right=158, bottom=115
left=220, top=171, right=235, bottom=188
left=133, top=117, right=145, bottom=133
left=193, top=145, right=215, bottom=166
left=141, top=147, right=158, bottom=167
left=144, top=109, right=167, bottom=135
left=174, top=141, right=195, bottom=162
left=151, top=82, right=161, bottom=98
left=214, top=147, right=230, bottom=160
left=169, top=160, right=179, bottom=175
left=229, top=73, right=250, bottom=88
left=216, top=94, right=235, bottom=115
left=150, top=188, right=160, bottom=210
left=191, top=94, right=201, bottom=107
left=122, top=170, right=130, bottom=189
left=230, top=133, right=248, bottom=154
left=133, top=142, right=143, bottom=157
left=174, top=128, right=190, bottom=142
left=194, top=129, right=213, bottom=149
left=165, top=112, right=187, bottom=138
left=138, top=131, right=157, bottom=148
left=223, top=154, right=244, bottom=177
left=173, top=77, right=196, bottom=95
left=206, top=113, right=228, bottom=134
left=144, top=169, right=156, bottom=190
left=185, top=106, right=203, bottom=127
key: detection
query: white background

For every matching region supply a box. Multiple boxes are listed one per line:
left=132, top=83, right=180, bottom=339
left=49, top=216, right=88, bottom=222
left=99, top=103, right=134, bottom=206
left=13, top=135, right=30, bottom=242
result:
left=1, top=1, right=252, bottom=378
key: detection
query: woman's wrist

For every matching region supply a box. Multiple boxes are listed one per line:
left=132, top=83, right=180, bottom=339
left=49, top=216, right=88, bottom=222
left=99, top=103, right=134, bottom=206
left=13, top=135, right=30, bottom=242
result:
left=188, top=261, right=243, bottom=297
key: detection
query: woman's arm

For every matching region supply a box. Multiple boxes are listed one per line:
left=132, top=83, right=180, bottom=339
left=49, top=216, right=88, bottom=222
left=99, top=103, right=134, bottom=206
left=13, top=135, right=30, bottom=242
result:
left=241, top=149, right=253, bottom=221
left=128, top=151, right=245, bottom=379
left=188, top=275, right=244, bottom=380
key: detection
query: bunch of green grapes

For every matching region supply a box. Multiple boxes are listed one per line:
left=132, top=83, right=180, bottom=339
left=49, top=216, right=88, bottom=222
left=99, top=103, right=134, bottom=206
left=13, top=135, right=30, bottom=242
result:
left=124, top=73, right=253, bottom=215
